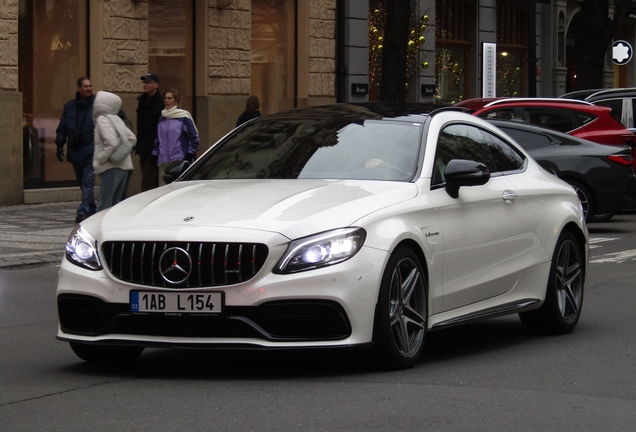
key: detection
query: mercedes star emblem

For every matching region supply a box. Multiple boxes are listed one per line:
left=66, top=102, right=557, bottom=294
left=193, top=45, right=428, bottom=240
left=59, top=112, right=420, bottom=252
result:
left=159, top=247, right=192, bottom=284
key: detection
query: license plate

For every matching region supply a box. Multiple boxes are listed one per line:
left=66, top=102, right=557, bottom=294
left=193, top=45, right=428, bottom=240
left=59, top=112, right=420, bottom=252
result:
left=130, top=291, right=223, bottom=314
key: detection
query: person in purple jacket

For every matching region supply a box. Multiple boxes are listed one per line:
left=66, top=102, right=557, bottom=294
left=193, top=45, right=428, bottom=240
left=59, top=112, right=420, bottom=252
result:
left=152, top=89, right=199, bottom=186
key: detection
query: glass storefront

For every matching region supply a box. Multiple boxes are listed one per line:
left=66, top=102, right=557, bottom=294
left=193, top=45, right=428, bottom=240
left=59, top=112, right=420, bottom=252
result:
left=19, top=0, right=88, bottom=188
left=251, top=0, right=297, bottom=114
left=496, top=50, right=523, bottom=97
left=435, top=0, right=471, bottom=106
left=496, top=1, right=526, bottom=97
left=148, top=0, right=194, bottom=113
left=435, top=47, right=468, bottom=105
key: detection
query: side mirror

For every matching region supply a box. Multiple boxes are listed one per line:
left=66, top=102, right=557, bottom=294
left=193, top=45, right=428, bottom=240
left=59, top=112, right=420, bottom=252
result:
left=162, top=160, right=191, bottom=184
left=444, top=159, right=490, bottom=198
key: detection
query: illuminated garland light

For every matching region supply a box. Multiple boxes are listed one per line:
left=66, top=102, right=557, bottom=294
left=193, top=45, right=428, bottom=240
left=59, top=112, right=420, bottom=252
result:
left=369, top=5, right=430, bottom=95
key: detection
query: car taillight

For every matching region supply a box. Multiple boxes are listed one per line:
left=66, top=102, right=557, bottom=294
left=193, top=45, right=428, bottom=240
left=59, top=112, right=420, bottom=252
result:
left=619, top=133, right=636, bottom=146
left=607, top=154, right=633, bottom=165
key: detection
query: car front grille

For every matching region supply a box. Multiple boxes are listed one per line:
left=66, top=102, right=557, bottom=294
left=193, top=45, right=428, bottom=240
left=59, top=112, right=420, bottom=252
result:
left=102, top=241, right=268, bottom=288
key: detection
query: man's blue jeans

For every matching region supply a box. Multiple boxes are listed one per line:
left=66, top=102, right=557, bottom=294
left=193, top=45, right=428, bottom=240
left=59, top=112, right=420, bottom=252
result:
left=72, top=161, right=96, bottom=217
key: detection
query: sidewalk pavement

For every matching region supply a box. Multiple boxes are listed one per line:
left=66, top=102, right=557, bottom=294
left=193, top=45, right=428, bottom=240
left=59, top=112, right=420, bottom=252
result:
left=0, top=201, right=80, bottom=269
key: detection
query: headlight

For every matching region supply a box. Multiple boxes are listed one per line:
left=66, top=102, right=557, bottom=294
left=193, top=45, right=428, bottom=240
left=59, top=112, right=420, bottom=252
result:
left=65, top=226, right=102, bottom=270
left=274, top=228, right=366, bottom=274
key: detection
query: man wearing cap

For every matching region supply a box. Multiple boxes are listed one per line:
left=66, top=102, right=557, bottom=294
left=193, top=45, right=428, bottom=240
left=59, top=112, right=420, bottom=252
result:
left=136, top=73, right=164, bottom=191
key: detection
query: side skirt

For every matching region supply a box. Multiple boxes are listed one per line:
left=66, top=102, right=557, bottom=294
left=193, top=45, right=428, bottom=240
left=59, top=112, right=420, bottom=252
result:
left=430, top=299, right=541, bottom=331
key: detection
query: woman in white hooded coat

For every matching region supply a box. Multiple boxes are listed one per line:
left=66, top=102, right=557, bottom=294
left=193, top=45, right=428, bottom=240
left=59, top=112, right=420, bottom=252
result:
left=93, top=91, right=136, bottom=212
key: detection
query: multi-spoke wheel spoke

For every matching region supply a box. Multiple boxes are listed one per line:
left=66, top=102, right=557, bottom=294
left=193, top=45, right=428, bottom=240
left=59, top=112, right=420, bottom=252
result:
left=388, top=257, right=426, bottom=357
left=555, top=240, right=583, bottom=323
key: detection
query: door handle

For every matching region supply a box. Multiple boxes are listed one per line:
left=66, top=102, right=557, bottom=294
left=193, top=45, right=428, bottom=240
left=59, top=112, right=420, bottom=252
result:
left=503, top=190, right=517, bottom=202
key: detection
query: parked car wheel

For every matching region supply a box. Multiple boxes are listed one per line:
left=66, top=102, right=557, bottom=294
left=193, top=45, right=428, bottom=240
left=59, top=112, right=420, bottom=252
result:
left=373, top=247, right=427, bottom=369
left=519, top=230, right=584, bottom=334
left=70, top=343, right=144, bottom=364
left=588, top=212, right=616, bottom=223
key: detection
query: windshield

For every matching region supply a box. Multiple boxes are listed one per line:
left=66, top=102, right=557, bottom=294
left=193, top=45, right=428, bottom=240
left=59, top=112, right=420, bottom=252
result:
left=185, top=117, right=423, bottom=182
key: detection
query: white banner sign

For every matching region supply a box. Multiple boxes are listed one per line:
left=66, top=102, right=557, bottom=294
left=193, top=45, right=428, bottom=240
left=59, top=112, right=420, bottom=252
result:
left=483, top=43, right=496, bottom=97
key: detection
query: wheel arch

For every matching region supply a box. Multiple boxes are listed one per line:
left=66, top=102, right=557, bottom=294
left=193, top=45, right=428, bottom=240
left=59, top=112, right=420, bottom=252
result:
left=560, top=176, right=597, bottom=219
left=392, top=238, right=430, bottom=293
left=562, top=221, right=588, bottom=278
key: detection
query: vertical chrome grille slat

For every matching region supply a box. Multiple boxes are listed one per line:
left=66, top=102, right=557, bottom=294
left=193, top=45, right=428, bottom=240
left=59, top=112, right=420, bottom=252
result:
left=130, top=243, right=135, bottom=281
left=119, top=243, right=124, bottom=279
left=162, top=243, right=168, bottom=287
left=110, top=244, right=115, bottom=276
left=237, top=244, right=243, bottom=282
left=186, top=243, right=190, bottom=288
left=251, top=245, right=256, bottom=276
left=211, top=243, right=216, bottom=285
left=140, top=243, right=146, bottom=284
left=151, top=243, right=157, bottom=286
left=103, top=241, right=267, bottom=288
left=198, top=243, right=203, bottom=287
left=224, top=244, right=229, bottom=284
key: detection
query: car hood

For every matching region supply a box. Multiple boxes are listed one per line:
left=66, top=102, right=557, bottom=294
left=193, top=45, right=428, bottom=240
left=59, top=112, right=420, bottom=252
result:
left=84, top=179, right=417, bottom=240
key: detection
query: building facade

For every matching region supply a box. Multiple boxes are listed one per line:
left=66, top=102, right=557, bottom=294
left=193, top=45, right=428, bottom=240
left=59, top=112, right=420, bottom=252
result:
left=1, top=0, right=634, bottom=205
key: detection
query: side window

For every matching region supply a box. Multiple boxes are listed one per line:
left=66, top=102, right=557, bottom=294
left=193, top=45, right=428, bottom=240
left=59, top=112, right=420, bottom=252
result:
left=479, top=129, right=525, bottom=171
left=433, top=124, right=524, bottom=185
left=574, top=111, right=596, bottom=125
left=594, top=99, right=623, bottom=124
left=480, top=108, right=516, bottom=120
left=523, top=108, right=575, bottom=133
left=499, top=128, right=554, bottom=149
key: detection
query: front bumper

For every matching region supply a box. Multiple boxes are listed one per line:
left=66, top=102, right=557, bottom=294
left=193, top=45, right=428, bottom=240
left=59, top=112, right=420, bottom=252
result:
left=56, top=245, right=389, bottom=348
left=58, top=294, right=351, bottom=341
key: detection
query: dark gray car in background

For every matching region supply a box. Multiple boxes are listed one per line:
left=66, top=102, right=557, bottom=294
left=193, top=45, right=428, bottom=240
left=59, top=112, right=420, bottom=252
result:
left=487, top=119, right=636, bottom=222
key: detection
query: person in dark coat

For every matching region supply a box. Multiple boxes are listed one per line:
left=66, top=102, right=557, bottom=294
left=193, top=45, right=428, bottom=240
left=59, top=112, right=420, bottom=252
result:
left=55, top=76, right=97, bottom=223
left=136, top=73, right=164, bottom=191
left=236, top=95, right=262, bottom=127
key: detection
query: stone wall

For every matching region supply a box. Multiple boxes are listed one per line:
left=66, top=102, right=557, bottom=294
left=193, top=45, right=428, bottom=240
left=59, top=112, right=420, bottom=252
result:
left=0, top=0, right=18, bottom=91
left=0, top=1, right=21, bottom=205
left=102, top=1, right=150, bottom=93
left=208, top=0, right=251, bottom=95
left=205, top=0, right=337, bottom=99
left=309, top=0, right=336, bottom=97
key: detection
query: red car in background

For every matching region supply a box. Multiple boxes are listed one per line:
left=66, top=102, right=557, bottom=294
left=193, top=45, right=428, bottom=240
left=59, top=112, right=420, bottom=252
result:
left=455, top=98, right=636, bottom=170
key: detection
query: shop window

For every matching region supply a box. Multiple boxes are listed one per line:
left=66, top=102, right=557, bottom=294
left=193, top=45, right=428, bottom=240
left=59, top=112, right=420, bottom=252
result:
left=251, top=0, right=297, bottom=114
left=496, top=1, right=526, bottom=97
left=435, top=0, right=471, bottom=105
left=19, top=0, right=88, bottom=188
left=148, top=0, right=194, bottom=113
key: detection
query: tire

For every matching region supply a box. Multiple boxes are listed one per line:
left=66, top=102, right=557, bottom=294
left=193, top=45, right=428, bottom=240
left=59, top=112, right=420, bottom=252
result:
left=588, top=212, right=615, bottom=223
left=519, top=230, right=584, bottom=334
left=373, top=247, right=427, bottom=369
left=567, top=180, right=595, bottom=223
left=70, top=342, right=144, bottom=364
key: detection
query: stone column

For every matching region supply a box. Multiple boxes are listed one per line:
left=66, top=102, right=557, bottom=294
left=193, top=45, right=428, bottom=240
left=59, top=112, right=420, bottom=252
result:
left=308, top=0, right=337, bottom=105
left=0, top=0, right=22, bottom=205
left=339, top=0, right=368, bottom=103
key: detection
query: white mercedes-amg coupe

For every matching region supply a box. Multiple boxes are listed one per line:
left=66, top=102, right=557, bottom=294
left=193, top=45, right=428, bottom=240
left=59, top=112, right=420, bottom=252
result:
left=57, top=103, right=588, bottom=369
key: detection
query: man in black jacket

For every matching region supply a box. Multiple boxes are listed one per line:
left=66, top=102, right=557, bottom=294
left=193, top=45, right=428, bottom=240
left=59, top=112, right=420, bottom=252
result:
left=55, top=77, right=97, bottom=223
left=136, top=73, right=164, bottom=191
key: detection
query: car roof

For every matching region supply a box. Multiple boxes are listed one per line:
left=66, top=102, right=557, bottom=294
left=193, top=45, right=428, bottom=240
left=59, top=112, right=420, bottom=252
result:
left=483, top=98, right=594, bottom=107
left=583, top=87, right=636, bottom=101
left=257, top=102, right=468, bottom=123
left=559, top=89, right=604, bottom=100
left=453, top=98, right=500, bottom=110
left=486, top=118, right=632, bottom=153
left=485, top=118, right=586, bottom=141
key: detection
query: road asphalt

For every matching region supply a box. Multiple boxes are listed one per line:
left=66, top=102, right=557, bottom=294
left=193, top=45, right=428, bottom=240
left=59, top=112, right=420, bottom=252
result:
left=0, top=201, right=79, bottom=269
